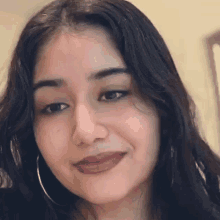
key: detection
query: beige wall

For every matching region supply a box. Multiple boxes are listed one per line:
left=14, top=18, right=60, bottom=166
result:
left=0, top=0, right=220, bottom=153
left=0, top=12, right=22, bottom=95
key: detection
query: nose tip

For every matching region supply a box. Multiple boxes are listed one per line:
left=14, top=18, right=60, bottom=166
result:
left=73, top=125, right=108, bottom=147
left=72, top=104, right=108, bottom=146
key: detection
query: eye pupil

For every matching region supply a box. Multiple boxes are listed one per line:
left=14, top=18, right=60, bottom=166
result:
left=105, top=91, right=117, bottom=100
left=49, top=104, right=61, bottom=112
left=100, top=90, right=129, bottom=102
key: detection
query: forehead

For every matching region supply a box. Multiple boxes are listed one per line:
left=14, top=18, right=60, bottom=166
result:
left=34, top=27, right=126, bottom=83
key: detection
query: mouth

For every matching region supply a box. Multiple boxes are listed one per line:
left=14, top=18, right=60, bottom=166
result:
left=73, top=151, right=127, bottom=175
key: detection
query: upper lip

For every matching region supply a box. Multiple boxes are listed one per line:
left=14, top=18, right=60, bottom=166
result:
left=73, top=151, right=127, bottom=166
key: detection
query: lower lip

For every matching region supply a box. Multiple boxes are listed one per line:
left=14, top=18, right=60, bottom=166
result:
left=74, top=153, right=127, bottom=175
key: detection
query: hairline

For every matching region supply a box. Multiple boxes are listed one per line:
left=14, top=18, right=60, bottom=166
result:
left=34, top=23, right=119, bottom=74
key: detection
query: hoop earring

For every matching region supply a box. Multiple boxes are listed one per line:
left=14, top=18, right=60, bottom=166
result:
left=36, top=155, right=63, bottom=206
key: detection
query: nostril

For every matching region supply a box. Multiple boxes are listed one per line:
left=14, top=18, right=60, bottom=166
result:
left=77, top=141, right=84, bottom=146
left=74, top=139, right=84, bottom=146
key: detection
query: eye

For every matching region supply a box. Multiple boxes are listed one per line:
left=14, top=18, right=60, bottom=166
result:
left=41, top=103, right=69, bottom=114
left=99, top=90, right=130, bottom=102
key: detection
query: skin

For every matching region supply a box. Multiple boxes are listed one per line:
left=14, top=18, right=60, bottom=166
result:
left=33, top=27, right=160, bottom=220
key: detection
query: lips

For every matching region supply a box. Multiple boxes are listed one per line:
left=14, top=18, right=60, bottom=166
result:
left=74, top=151, right=127, bottom=166
left=73, top=151, right=127, bottom=174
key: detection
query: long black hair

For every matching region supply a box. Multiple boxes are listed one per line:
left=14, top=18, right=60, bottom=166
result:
left=1, top=0, right=220, bottom=219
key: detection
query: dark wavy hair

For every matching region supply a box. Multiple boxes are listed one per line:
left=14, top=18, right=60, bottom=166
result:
left=1, top=0, right=220, bottom=219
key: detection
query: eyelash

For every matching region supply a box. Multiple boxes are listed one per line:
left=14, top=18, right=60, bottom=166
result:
left=99, top=90, right=130, bottom=102
left=41, top=90, right=130, bottom=115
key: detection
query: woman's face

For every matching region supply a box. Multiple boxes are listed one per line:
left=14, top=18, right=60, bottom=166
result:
left=33, top=27, right=160, bottom=205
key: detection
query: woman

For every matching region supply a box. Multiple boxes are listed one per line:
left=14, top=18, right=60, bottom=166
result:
left=0, top=0, right=220, bottom=219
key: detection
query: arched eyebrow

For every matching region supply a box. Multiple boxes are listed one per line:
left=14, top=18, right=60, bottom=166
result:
left=33, top=67, right=130, bottom=93
left=88, top=67, right=130, bottom=81
left=33, top=78, right=63, bottom=92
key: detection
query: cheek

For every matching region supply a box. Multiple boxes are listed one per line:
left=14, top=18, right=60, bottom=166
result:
left=128, top=114, right=160, bottom=180
left=118, top=107, right=160, bottom=145
left=34, top=117, right=71, bottom=163
left=126, top=115, right=160, bottom=143
left=125, top=116, right=147, bottom=133
left=120, top=108, right=160, bottom=167
left=127, top=114, right=160, bottom=150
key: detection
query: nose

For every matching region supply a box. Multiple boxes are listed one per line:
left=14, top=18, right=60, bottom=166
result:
left=72, top=103, right=108, bottom=146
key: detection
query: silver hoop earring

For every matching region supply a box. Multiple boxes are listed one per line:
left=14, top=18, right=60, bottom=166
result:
left=36, top=155, right=63, bottom=206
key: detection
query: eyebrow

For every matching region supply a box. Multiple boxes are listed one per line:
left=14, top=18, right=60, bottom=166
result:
left=33, top=67, right=130, bottom=92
